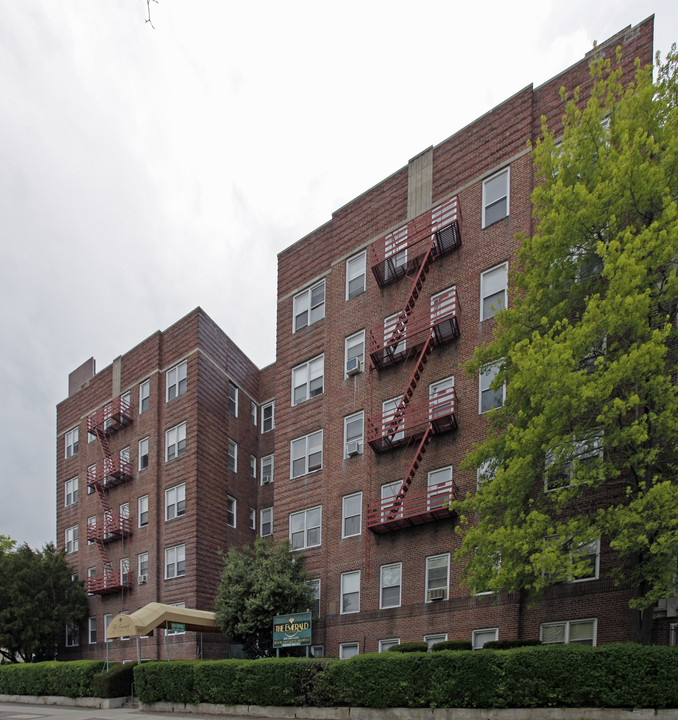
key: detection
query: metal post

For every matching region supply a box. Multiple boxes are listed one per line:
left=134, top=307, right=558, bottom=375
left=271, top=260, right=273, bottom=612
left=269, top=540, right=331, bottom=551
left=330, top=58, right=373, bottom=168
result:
left=136, top=635, right=141, bottom=664
left=166, top=621, right=170, bottom=661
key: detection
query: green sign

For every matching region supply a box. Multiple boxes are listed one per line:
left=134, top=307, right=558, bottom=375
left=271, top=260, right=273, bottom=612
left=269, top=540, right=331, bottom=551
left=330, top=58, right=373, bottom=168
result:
left=272, top=612, right=312, bottom=648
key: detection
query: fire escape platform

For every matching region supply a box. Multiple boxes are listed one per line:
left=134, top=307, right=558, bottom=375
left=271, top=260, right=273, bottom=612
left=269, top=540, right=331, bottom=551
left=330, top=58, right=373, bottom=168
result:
left=87, top=457, right=133, bottom=491
left=86, top=574, right=133, bottom=596
left=87, top=515, right=132, bottom=544
left=87, top=396, right=133, bottom=438
left=366, top=481, right=457, bottom=533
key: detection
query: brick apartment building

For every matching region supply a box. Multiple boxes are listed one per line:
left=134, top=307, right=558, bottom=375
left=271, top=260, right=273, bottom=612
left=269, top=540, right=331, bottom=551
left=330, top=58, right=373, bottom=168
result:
left=57, top=16, right=673, bottom=660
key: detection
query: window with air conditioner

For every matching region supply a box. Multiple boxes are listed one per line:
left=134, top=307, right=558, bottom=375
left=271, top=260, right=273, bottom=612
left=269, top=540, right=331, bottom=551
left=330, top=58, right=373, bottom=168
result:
left=344, top=411, right=364, bottom=458
left=261, top=454, right=274, bottom=485
left=426, top=553, right=450, bottom=602
left=138, top=552, right=149, bottom=584
left=345, top=330, right=365, bottom=377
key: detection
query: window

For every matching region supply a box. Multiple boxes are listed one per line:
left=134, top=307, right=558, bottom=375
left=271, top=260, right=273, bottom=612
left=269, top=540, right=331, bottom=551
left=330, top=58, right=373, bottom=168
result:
left=346, top=251, right=366, bottom=300
left=545, top=434, right=603, bottom=491
left=480, top=263, right=508, bottom=320
left=342, top=492, right=362, bottom=538
left=250, top=400, right=257, bottom=425
left=249, top=507, right=256, bottom=530
left=65, top=525, right=78, bottom=553
left=339, top=642, right=359, bottom=659
left=344, top=330, right=365, bottom=377
left=477, top=459, right=497, bottom=490
left=104, top=613, right=113, bottom=643
left=424, top=634, right=447, bottom=650
left=429, top=375, right=455, bottom=421
left=541, top=619, right=596, bottom=646
left=227, top=439, right=238, bottom=472
left=292, top=354, right=324, bottom=405
left=87, top=516, right=96, bottom=545
left=87, top=464, right=96, bottom=494
left=138, top=495, right=149, bottom=527
left=165, top=422, right=187, bottom=461
left=140, top=380, right=150, bottom=413
left=482, top=167, right=509, bottom=227
left=311, top=645, right=325, bottom=658
left=384, top=224, right=408, bottom=281
left=139, top=437, right=149, bottom=471
left=381, top=480, right=403, bottom=520
left=120, top=502, right=129, bottom=520
left=165, top=544, right=186, bottom=579
left=565, top=539, right=600, bottom=582
left=250, top=455, right=257, bottom=478
left=227, top=496, right=236, bottom=528
left=165, top=483, right=186, bottom=521
left=290, top=430, right=323, bottom=478
left=88, top=617, right=97, bottom=644
left=262, top=401, right=275, bottom=433
left=289, top=506, right=321, bottom=550
left=341, top=570, right=360, bottom=614
left=426, top=554, right=450, bottom=602
left=430, top=285, right=457, bottom=322
left=260, top=507, right=273, bottom=537
left=293, top=279, right=325, bottom=332
left=472, top=627, right=498, bottom=650
left=344, top=412, right=364, bottom=458
left=307, top=579, right=320, bottom=617
left=479, top=362, right=505, bottom=413
left=166, top=602, right=186, bottom=636
left=65, top=477, right=78, bottom=506
left=65, top=624, right=79, bottom=647
left=379, top=638, right=400, bottom=652
left=427, top=466, right=453, bottom=510
left=120, top=557, right=130, bottom=585
left=261, top=454, right=274, bottom=485
left=65, top=427, right=79, bottom=458
left=87, top=567, right=96, bottom=595
left=383, top=312, right=406, bottom=358
left=138, top=553, right=149, bottom=583
left=380, top=563, right=402, bottom=609
left=166, top=360, right=187, bottom=401
left=382, top=397, right=404, bottom=443
left=228, top=382, right=238, bottom=416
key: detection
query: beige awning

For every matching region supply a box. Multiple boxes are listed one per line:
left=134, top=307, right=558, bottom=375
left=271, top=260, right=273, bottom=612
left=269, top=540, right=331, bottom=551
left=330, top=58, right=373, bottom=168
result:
left=106, top=602, right=221, bottom=639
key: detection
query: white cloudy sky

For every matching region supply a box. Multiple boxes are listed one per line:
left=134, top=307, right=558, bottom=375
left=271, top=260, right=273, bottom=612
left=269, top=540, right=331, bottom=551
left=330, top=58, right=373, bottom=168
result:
left=0, top=1, right=675, bottom=550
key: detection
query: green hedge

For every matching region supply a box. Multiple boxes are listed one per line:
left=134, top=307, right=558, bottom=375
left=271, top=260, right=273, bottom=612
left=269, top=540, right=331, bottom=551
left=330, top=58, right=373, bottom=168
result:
left=91, top=663, right=136, bottom=698
left=387, top=641, right=429, bottom=653
left=0, top=661, right=104, bottom=698
left=431, top=640, right=472, bottom=652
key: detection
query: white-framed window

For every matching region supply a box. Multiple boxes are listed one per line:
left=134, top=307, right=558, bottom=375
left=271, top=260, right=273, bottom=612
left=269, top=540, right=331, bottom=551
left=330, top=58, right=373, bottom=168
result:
left=250, top=455, right=257, bottom=479
left=427, top=465, right=453, bottom=510
left=260, top=507, right=273, bottom=537
left=480, top=263, right=508, bottom=320
left=165, top=483, right=186, bottom=521
left=88, top=616, right=97, bottom=644
left=545, top=433, right=603, bottom=491
left=345, top=330, right=365, bottom=377
left=140, top=380, right=150, bottom=414
left=120, top=446, right=130, bottom=470
left=138, top=495, right=149, bottom=527
left=166, top=602, right=186, bottom=636
left=65, top=525, right=78, bottom=553
left=311, top=644, right=325, bottom=657
left=482, top=167, right=509, bottom=228
left=342, top=492, right=362, bottom=538
left=430, top=285, right=457, bottom=322
left=120, top=557, right=130, bottom=585
left=120, top=501, right=129, bottom=521
left=87, top=516, right=96, bottom=545
left=261, top=454, right=274, bottom=485
left=380, top=563, right=402, bottom=609
left=250, top=401, right=257, bottom=426
left=262, top=401, right=275, bottom=433
left=228, top=382, right=238, bottom=416
left=379, top=638, right=400, bottom=652
left=344, top=411, right=364, bottom=458
left=384, top=224, right=408, bottom=281
left=227, top=496, right=236, bottom=528
left=341, top=570, right=360, bottom=614
left=382, top=396, right=405, bottom=443
left=65, top=427, right=79, bottom=458
left=65, top=476, right=78, bottom=506
left=165, top=544, right=186, bottom=579
left=249, top=507, right=256, bottom=530
left=166, top=360, right=187, bottom=401
left=227, top=439, right=238, bottom=472
left=139, top=437, right=149, bottom=471
left=290, top=430, right=323, bottom=478
left=87, top=567, right=96, bottom=595
left=426, top=553, right=450, bottom=602
left=307, top=579, right=320, bottom=617
left=165, top=422, right=187, bottom=461
left=292, top=354, right=324, bottom=405
left=541, top=619, right=597, bottom=646
left=381, top=480, right=403, bottom=520
left=293, top=279, right=325, bottom=332
left=339, top=642, right=359, bottom=659
left=138, top=552, right=149, bottom=584
left=65, top=624, right=79, bottom=647
left=104, top=613, right=113, bottom=644
left=472, top=627, right=498, bottom=650
left=429, top=375, right=455, bottom=420
left=289, top=506, right=321, bottom=550
left=424, top=633, right=447, bottom=649
left=568, top=539, right=600, bottom=582
left=383, top=312, right=406, bottom=357
left=479, top=362, right=505, bottom=413
left=346, top=251, right=366, bottom=300
left=87, top=464, right=96, bottom=494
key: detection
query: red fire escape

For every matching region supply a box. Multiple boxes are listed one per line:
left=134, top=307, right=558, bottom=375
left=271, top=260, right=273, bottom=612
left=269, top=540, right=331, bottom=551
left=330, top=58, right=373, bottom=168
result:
left=366, top=196, right=462, bottom=533
left=86, top=396, right=134, bottom=594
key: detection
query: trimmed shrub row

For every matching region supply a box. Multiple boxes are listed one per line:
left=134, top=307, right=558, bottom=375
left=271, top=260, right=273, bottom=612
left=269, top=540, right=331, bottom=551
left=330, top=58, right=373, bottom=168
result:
left=0, top=661, right=104, bottom=698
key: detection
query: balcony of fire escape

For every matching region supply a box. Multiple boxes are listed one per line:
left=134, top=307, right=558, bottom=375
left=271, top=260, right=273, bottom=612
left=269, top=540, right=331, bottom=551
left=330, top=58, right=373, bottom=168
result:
left=86, top=571, right=133, bottom=596
left=87, top=456, right=134, bottom=492
left=87, top=396, right=133, bottom=440
left=87, top=512, right=132, bottom=544
left=370, top=196, right=461, bottom=288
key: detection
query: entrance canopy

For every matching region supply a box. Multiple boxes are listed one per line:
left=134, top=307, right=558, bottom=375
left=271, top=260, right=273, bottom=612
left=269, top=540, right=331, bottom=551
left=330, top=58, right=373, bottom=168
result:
left=106, top=602, right=220, bottom=639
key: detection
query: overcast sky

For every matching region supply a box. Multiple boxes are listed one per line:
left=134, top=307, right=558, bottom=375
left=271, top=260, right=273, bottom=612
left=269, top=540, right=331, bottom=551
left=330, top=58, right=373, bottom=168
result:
left=1, top=2, right=675, bottom=550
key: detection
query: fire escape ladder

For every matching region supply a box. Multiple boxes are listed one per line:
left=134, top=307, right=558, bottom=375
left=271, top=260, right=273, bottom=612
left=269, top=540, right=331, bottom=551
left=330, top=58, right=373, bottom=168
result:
left=383, top=424, right=434, bottom=521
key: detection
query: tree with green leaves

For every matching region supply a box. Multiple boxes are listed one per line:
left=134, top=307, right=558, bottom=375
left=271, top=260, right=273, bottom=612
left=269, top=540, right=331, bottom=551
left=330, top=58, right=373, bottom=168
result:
left=0, top=535, right=15, bottom=554
left=214, top=538, right=315, bottom=658
left=0, top=543, right=88, bottom=662
left=455, top=46, right=678, bottom=644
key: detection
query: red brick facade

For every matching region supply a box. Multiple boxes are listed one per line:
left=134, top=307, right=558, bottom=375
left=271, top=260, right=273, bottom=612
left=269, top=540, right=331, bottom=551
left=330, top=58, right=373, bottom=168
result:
left=57, top=17, right=669, bottom=661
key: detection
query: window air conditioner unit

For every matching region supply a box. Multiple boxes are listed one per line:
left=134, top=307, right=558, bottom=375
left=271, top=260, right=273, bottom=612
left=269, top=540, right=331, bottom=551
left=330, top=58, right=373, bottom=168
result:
left=346, top=440, right=361, bottom=457
left=262, top=475, right=272, bottom=485
left=138, top=574, right=148, bottom=585
left=428, top=588, right=446, bottom=602
left=346, top=357, right=362, bottom=376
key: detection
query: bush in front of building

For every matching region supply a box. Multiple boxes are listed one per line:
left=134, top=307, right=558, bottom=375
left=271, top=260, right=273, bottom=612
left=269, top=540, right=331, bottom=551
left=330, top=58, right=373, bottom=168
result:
left=132, top=659, right=198, bottom=704
left=430, top=640, right=473, bottom=651
left=386, top=641, right=429, bottom=653
left=483, top=639, right=542, bottom=650
left=0, top=660, right=103, bottom=698
left=91, top=662, right=136, bottom=699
